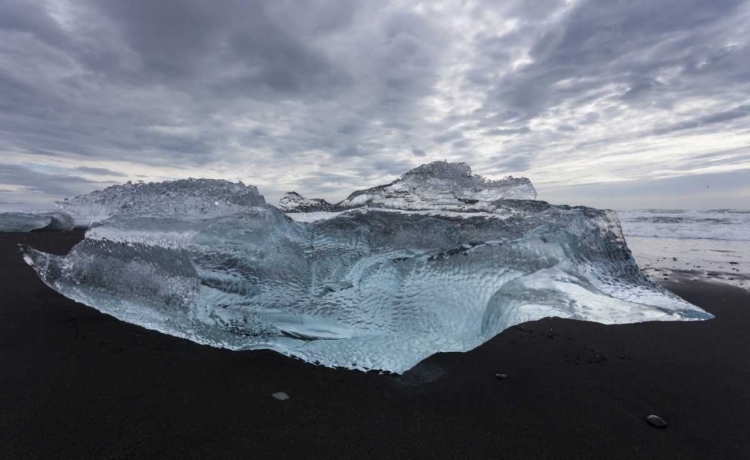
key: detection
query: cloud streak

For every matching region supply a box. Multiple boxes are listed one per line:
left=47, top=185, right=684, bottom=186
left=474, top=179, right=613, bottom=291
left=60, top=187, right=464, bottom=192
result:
left=0, top=0, right=749, bottom=210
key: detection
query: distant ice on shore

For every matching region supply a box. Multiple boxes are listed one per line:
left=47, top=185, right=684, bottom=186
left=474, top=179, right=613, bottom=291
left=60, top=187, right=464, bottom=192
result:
left=24, top=162, right=711, bottom=373
left=0, top=211, right=75, bottom=232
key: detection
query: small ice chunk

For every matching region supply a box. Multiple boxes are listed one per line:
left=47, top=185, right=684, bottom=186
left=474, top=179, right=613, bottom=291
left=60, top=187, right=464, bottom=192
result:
left=0, top=211, right=75, bottom=232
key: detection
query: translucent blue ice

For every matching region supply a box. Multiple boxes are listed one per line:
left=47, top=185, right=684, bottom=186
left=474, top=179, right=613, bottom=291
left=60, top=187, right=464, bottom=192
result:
left=25, top=163, right=711, bottom=373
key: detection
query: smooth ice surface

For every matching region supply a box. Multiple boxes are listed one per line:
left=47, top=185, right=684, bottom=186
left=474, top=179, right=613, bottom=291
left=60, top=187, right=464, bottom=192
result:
left=25, top=164, right=711, bottom=373
left=0, top=211, right=75, bottom=232
left=279, top=161, right=536, bottom=213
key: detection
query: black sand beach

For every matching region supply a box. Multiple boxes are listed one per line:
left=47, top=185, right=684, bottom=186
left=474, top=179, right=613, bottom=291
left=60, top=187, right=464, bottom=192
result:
left=2, top=230, right=749, bottom=459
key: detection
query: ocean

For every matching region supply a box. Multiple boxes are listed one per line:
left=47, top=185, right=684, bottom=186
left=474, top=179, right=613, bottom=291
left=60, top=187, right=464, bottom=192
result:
left=618, top=209, right=750, bottom=290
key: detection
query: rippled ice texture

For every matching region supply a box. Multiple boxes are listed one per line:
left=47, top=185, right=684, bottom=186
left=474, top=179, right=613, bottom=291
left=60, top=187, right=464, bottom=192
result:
left=0, top=211, right=75, bottom=232
left=25, top=163, right=710, bottom=373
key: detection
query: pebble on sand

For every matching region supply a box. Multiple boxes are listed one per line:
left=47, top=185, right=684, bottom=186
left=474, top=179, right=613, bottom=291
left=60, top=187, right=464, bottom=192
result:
left=646, top=415, right=667, bottom=428
left=272, top=392, right=290, bottom=401
left=495, top=373, right=508, bottom=380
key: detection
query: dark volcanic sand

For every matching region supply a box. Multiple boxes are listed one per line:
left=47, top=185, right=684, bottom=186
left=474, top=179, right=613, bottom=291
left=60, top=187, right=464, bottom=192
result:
left=1, top=230, right=749, bottom=459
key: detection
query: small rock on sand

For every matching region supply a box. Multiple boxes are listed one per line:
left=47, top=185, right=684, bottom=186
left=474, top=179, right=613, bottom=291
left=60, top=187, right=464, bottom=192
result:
left=646, top=415, right=667, bottom=428
left=495, top=373, right=508, bottom=380
left=272, top=392, right=290, bottom=401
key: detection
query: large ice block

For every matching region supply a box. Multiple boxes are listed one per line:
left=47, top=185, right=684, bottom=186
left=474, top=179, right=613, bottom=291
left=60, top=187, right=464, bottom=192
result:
left=25, top=166, right=710, bottom=373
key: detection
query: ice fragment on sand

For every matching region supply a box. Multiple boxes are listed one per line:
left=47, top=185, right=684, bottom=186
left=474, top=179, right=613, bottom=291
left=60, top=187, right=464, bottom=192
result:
left=25, top=163, right=712, bottom=374
left=0, top=212, right=75, bottom=232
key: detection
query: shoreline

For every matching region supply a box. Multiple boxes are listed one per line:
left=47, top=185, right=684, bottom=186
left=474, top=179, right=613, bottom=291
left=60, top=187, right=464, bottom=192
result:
left=626, top=235, right=750, bottom=291
left=1, top=230, right=749, bottom=459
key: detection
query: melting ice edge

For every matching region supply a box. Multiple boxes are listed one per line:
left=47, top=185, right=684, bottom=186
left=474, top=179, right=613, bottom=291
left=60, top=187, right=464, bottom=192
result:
left=22, top=162, right=711, bottom=373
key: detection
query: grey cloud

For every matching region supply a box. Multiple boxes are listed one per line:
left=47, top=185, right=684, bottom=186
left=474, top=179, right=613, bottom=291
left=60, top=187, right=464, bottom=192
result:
left=433, top=130, right=463, bottom=144
left=337, top=123, right=362, bottom=135
left=543, top=169, right=750, bottom=210
left=473, top=0, right=748, bottom=121
left=365, top=157, right=415, bottom=175
left=452, top=139, right=471, bottom=149
left=556, top=124, right=576, bottom=132
left=75, top=166, right=128, bottom=177
left=491, top=155, right=533, bottom=173
left=0, top=0, right=748, bottom=210
left=0, top=0, right=370, bottom=169
left=580, top=112, right=600, bottom=125
left=338, top=146, right=363, bottom=157
left=662, top=146, right=750, bottom=172
left=88, top=0, right=352, bottom=94
left=0, top=1, right=70, bottom=50
left=0, top=164, right=111, bottom=197
left=652, top=105, right=750, bottom=136
left=484, top=127, right=531, bottom=136
left=296, top=172, right=355, bottom=193
left=621, top=78, right=662, bottom=101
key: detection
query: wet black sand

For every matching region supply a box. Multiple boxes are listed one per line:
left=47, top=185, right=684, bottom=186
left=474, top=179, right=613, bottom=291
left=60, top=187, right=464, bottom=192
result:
left=1, top=230, right=749, bottom=459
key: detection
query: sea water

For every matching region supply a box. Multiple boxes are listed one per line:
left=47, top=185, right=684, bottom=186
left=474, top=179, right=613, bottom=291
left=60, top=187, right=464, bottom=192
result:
left=619, top=209, right=750, bottom=290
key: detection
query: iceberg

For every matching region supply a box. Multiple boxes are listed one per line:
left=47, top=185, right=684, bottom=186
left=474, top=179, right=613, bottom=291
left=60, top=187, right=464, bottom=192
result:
left=0, top=211, right=75, bottom=232
left=24, top=162, right=711, bottom=373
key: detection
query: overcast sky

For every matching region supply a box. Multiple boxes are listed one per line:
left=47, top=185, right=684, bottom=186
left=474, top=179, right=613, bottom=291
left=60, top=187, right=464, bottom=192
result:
left=1, top=0, right=749, bottom=211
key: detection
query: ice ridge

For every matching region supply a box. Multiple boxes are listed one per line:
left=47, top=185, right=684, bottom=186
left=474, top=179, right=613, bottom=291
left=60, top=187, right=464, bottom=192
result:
left=280, top=161, right=536, bottom=213
left=57, top=178, right=266, bottom=225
